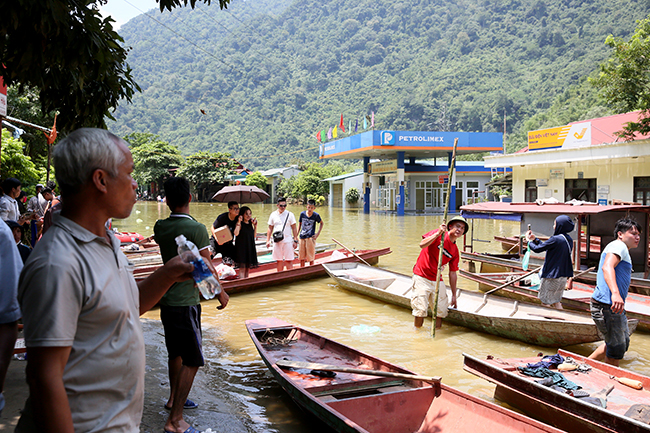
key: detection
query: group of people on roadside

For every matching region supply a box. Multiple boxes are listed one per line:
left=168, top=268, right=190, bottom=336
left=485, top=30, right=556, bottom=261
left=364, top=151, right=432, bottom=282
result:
left=210, top=196, right=324, bottom=275
left=0, top=178, right=59, bottom=264
left=411, top=212, right=641, bottom=368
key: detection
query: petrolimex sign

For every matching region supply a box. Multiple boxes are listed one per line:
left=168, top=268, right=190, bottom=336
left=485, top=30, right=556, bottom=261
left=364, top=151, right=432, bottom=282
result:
left=380, top=131, right=395, bottom=145
left=528, top=122, right=591, bottom=150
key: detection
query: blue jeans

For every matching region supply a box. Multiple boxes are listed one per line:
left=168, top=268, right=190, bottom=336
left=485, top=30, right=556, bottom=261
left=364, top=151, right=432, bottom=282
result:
left=591, top=299, right=629, bottom=360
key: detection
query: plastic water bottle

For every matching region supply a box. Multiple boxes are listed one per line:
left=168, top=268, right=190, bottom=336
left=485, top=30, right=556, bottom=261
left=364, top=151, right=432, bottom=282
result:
left=175, top=235, right=222, bottom=299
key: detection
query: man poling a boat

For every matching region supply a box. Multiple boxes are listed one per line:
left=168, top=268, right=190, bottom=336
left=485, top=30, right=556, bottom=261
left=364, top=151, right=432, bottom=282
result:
left=410, top=215, right=469, bottom=329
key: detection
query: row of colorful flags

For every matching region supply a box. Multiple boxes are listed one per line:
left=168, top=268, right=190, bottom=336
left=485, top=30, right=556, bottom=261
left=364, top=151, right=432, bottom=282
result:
left=316, top=112, right=375, bottom=143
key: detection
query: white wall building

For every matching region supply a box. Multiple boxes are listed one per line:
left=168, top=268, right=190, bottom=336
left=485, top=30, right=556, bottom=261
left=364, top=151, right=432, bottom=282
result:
left=484, top=111, right=650, bottom=205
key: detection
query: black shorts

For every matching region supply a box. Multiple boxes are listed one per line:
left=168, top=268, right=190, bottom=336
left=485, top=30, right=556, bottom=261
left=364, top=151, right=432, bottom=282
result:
left=160, top=304, right=205, bottom=367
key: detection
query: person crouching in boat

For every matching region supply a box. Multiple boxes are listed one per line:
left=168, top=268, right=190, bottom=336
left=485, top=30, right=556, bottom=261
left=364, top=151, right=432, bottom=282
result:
left=526, top=215, right=575, bottom=310
left=411, top=216, right=468, bottom=329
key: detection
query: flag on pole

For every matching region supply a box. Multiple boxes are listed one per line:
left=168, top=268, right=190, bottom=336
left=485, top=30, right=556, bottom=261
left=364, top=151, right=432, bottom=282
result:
left=355, top=118, right=358, bottom=132
left=316, top=130, right=321, bottom=143
left=327, top=127, right=332, bottom=139
left=363, top=117, right=367, bottom=130
left=339, top=114, right=345, bottom=133
left=321, top=129, right=327, bottom=142
left=371, top=111, right=375, bottom=128
left=333, top=125, right=338, bottom=138
left=348, top=119, right=352, bottom=134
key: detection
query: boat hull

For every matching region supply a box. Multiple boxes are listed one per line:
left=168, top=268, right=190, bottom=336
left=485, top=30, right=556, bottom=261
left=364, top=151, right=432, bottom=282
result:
left=324, top=263, right=611, bottom=346
left=460, top=268, right=650, bottom=332
left=247, top=318, right=564, bottom=433
left=134, top=248, right=391, bottom=294
left=463, top=350, right=650, bottom=433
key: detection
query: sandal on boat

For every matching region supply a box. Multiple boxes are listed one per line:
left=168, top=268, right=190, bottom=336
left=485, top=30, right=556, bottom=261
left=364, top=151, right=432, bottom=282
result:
left=163, top=399, right=199, bottom=410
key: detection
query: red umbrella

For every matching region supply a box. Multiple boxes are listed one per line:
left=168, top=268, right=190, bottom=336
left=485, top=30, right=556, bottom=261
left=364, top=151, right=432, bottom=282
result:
left=212, top=185, right=270, bottom=203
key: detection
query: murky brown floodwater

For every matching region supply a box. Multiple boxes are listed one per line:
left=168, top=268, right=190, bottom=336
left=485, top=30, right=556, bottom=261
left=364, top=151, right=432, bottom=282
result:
left=117, top=202, right=650, bottom=432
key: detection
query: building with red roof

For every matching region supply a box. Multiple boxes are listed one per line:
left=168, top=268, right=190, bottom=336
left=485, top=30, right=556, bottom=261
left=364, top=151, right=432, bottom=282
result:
left=484, top=111, right=650, bottom=205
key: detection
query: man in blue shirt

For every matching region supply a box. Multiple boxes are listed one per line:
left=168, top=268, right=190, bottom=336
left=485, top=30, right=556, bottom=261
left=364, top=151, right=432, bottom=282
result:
left=589, top=217, right=641, bottom=366
left=297, top=199, right=324, bottom=267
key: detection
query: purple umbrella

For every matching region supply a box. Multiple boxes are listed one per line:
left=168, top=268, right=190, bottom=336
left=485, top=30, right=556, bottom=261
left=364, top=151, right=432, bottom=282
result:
left=212, top=185, right=270, bottom=203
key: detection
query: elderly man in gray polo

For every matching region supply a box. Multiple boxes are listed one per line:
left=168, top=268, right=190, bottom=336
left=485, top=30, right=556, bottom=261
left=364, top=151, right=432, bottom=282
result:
left=16, top=128, right=194, bottom=433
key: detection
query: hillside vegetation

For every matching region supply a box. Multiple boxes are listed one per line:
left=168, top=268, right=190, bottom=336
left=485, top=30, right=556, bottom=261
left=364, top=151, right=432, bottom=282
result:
left=108, top=0, right=650, bottom=169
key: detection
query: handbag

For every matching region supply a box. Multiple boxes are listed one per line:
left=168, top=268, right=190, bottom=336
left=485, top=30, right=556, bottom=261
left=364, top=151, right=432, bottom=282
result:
left=272, top=213, right=289, bottom=243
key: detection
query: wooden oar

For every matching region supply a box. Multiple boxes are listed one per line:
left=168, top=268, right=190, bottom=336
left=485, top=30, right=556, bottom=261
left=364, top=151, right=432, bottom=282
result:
left=332, top=238, right=372, bottom=267
left=484, top=266, right=543, bottom=295
left=432, top=138, right=458, bottom=338
left=276, top=359, right=441, bottom=384
left=573, top=266, right=596, bottom=279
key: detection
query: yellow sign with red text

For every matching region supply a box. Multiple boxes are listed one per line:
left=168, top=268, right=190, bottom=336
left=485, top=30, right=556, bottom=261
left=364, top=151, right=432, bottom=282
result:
left=527, top=122, right=591, bottom=150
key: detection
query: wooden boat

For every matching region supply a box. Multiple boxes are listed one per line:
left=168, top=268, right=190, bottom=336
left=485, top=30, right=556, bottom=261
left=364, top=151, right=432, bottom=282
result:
left=113, top=231, right=145, bottom=244
left=134, top=248, right=391, bottom=294
left=322, top=263, right=635, bottom=346
left=460, top=269, right=650, bottom=332
left=463, top=349, right=650, bottom=433
left=496, top=234, right=599, bottom=255
left=462, top=250, right=650, bottom=296
left=460, top=202, right=650, bottom=278
left=246, top=317, right=565, bottom=433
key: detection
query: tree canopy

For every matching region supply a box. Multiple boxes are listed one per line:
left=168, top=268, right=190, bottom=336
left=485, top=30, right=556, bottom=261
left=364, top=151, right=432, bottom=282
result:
left=244, top=171, right=268, bottom=190
left=0, top=130, right=44, bottom=192
left=591, top=15, right=650, bottom=140
left=124, top=132, right=183, bottom=189
left=0, top=0, right=231, bottom=132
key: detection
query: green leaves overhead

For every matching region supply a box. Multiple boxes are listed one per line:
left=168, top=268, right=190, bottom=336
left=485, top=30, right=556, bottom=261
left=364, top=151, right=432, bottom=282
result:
left=0, top=0, right=232, bottom=133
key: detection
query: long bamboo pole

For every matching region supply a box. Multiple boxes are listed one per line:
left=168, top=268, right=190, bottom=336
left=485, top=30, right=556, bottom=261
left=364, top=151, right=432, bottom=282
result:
left=431, top=138, right=458, bottom=338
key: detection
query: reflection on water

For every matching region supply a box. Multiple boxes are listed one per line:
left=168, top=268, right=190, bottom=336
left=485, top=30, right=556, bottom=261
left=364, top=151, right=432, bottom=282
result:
left=123, top=202, right=650, bottom=432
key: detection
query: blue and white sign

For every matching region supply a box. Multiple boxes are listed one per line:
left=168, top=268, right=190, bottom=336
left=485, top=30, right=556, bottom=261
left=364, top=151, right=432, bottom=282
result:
left=380, top=131, right=395, bottom=145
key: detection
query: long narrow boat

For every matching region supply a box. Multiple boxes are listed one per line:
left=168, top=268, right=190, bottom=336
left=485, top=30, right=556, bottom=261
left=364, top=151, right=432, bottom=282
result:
left=246, top=317, right=565, bottom=433
left=134, top=247, right=391, bottom=294
left=461, top=250, right=650, bottom=296
left=463, top=349, right=650, bottom=433
left=460, top=268, right=650, bottom=332
left=322, top=263, right=637, bottom=346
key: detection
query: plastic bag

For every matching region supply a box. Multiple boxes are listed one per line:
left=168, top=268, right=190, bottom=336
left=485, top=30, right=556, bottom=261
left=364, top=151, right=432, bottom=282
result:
left=215, top=263, right=237, bottom=280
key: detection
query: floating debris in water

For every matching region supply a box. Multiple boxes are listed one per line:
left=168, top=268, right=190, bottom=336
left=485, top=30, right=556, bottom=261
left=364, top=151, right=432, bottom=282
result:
left=351, top=324, right=381, bottom=334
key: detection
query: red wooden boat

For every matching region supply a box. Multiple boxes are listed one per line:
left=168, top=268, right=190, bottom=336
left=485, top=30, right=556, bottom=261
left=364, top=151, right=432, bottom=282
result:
left=133, top=248, right=392, bottom=294
left=459, top=269, right=650, bottom=332
left=247, top=318, right=564, bottom=433
left=463, top=349, right=650, bottom=433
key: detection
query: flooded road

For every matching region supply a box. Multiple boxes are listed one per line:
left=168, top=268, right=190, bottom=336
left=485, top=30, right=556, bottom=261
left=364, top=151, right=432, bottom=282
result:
left=117, top=202, right=650, bottom=432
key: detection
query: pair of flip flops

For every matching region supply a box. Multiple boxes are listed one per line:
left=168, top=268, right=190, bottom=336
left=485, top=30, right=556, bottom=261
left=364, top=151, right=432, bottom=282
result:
left=164, top=399, right=199, bottom=411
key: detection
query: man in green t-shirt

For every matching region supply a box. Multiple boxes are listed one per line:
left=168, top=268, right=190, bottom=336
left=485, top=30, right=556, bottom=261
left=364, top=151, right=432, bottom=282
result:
left=154, top=177, right=229, bottom=433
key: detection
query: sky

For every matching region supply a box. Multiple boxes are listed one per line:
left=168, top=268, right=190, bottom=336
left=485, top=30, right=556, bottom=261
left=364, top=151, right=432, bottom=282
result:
left=98, top=0, right=160, bottom=29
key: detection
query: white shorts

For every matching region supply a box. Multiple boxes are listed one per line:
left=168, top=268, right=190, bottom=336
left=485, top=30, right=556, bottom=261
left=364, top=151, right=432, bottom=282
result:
left=272, top=241, right=295, bottom=261
left=410, top=274, right=449, bottom=318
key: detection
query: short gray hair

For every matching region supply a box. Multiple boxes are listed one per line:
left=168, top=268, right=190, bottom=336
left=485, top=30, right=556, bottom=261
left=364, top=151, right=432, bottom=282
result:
left=53, top=128, right=126, bottom=197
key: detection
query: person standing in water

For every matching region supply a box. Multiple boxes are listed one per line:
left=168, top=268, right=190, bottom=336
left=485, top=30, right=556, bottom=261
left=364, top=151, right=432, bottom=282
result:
left=526, top=215, right=575, bottom=309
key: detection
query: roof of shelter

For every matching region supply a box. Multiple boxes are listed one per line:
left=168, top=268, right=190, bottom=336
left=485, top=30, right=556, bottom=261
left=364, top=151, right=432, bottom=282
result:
left=320, top=130, right=503, bottom=160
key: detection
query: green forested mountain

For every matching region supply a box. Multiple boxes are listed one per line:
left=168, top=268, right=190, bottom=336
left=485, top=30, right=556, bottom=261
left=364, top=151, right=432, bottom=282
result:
left=108, top=0, right=650, bottom=169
